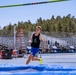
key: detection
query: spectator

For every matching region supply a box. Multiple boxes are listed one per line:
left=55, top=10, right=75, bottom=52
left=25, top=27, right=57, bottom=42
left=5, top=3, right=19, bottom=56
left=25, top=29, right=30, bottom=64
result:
left=47, top=40, right=50, bottom=53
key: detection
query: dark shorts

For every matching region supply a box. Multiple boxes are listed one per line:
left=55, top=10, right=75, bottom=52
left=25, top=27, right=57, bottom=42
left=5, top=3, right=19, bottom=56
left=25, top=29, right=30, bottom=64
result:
left=31, top=47, right=39, bottom=56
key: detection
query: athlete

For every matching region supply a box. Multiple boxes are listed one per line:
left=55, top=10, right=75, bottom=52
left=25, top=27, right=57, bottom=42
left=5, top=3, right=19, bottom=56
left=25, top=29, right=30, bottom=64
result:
left=26, top=26, right=46, bottom=64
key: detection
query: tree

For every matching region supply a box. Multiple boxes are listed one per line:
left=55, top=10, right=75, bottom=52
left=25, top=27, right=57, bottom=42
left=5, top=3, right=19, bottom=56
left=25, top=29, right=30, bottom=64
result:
left=37, top=17, right=43, bottom=25
left=1, top=14, right=76, bottom=36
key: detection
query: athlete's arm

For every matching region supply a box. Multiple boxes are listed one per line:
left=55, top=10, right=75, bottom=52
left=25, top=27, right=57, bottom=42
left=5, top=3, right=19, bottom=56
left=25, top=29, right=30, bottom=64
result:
left=40, top=35, right=46, bottom=52
left=29, top=33, right=33, bottom=44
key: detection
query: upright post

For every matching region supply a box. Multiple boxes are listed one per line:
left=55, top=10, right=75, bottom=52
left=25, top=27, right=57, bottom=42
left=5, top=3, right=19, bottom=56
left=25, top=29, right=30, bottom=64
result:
left=14, top=25, right=16, bottom=50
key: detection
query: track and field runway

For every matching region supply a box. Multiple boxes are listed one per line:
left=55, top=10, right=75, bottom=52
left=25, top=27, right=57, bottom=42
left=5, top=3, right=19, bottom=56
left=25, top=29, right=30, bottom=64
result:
left=0, top=53, right=76, bottom=66
left=0, top=53, right=76, bottom=75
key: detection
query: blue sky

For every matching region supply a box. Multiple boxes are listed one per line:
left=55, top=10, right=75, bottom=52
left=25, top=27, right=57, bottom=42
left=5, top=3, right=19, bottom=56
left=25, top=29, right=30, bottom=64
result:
left=0, top=0, right=76, bottom=28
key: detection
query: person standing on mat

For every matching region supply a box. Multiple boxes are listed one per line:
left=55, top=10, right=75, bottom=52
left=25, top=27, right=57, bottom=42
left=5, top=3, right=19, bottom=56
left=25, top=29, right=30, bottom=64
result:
left=26, top=26, right=46, bottom=64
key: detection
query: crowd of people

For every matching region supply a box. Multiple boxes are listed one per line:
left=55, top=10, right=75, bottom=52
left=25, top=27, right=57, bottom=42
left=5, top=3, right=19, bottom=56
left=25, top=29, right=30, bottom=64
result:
left=44, top=40, right=75, bottom=53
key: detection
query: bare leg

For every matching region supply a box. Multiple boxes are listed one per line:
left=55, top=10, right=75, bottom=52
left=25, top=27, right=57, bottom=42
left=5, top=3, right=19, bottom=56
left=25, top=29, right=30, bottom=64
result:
left=26, top=54, right=33, bottom=64
left=32, top=56, right=40, bottom=61
left=32, top=56, right=43, bottom=64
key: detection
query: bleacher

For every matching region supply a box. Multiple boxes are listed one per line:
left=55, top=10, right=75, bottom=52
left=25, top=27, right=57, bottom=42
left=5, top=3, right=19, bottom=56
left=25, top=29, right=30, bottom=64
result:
left=0, top=36, right=76, bottom=54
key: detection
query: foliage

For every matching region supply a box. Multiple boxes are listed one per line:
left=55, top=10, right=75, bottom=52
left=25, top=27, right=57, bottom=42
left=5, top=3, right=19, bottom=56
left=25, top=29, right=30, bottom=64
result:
left=0, top=14, right=76, bottom=36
